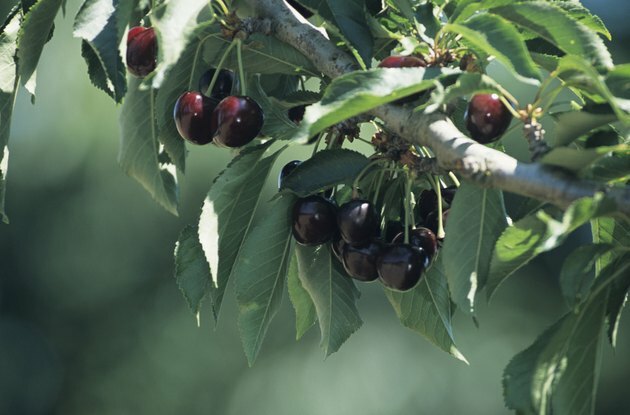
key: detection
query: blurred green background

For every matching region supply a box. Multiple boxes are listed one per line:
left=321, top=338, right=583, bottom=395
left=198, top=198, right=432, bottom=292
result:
left=1, top=1, right=629, bottom=414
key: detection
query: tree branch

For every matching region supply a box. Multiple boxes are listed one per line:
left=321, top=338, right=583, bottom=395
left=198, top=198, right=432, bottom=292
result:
left=246, top=0, right=630, bottom=217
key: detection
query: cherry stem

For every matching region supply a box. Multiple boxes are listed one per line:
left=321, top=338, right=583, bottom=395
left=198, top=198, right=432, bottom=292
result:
left=188, top=26, right=219, bottom=91
left=205, top=40, right=236, bottom=96
left=428, top=174, right=445, bottom=239
left=448, top=172, right=460, bottom=188
left=236, top=38, right=247, bottom=95
left=213, top=0, right=229, bottom=15
left=311, top=132, right=326, bottom=157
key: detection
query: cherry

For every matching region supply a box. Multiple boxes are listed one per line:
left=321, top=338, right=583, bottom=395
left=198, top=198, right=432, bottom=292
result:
left=278, top=160, right=301, bottom=189
left=465, top=94, right=513, bottom=144
left=341, top=240, right=383, bottom=281
left=126, top=27, right=157, bottom=78
left=173, top=91, right=218, bottom=145
left=198, top=68, right=236, bottom=101
left=392, top=227, right=438, bottom=258
left=378, top=55, right=427, bottom=104
left=212, top=96, right=264, bottom=148
left=337, top=199, right=380, bottom=246
left=378, top=55, right=427, bottom=69
left=292, top=195, right=337, bottom=246
left=377, top=244, right=429, bottom=291
left=288, top=105, right=306, bottom=124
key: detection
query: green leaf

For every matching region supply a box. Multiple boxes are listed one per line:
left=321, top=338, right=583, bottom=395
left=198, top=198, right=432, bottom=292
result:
left=73, top=0, right=132, bottom=103
left=0, top=11, right=20, bottom=224
left=234, top=194, right=295, bottom=365
left=540, top=144, right=630, bottom=173
left=198, top=142, right=284, bottom=319
left=503, top=288, right=608, bottom=415
left=441, top=182, right=508, bottom=314
left=553, top=0, right=611, bottom=41
left=591, top=218, right=630, bottom=346
left=281, top=149, right=369, bottom=196
left=492, top=2, right=613, bottom=69
left=118, top=77, right=179, bottom=215
left=385, top=256, right=468, bottom=363
left=435, top=72, right=505, bottom=105
left=554, top=56, right=629, bottom=124
left=248, top=76, right=298, bottom=141
left=294, top=67, right=457, bottom=143
left=295, top=244, right=362, bottom=356
left=287, top=253, right=317, bottom=340
left=605, top=253, right=630, bottom=348
left=443, top=13, right=540, bottom=81
left=299, top=0, right=373, bottom=68
left=487, top=193, right=617, bottom=299
left=174, top=225, right=212, bottom=319
left=149, top=0, right=208, bottom=88
left=559, top=243, right=615, bottom=309
left=16, top=0, right=63, bottom=95
left=552, top=107, right=618, bottom=147
left=202, top=32, right=318, bottom=77
left=449, top=0, right=512, bottom=23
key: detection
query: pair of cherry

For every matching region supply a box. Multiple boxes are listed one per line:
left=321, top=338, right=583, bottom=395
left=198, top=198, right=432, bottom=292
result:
left=173, top=70, right=263, bottom=148
left=289, top=190, right=437, bottom=292
left=126, top=27, right=263, bottom=147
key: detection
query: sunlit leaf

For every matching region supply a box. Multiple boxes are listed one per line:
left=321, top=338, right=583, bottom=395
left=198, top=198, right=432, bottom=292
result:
left=0, top=10, right=19, bottom=224
left=385, top=256, right=468, bottom=363
left=441, top=182, right=508, bottom=314
left=174, top=225, right=213, bottom=319
left=443, top=13, right=540, bottom=81
left=234, top=194, right=295, bottom=365
left=294, top=67, right=458, bottom=143
left=17, top=0, right=63, bottom=95
left=295, top=244, right=362, bottom=356
left=119, top=77, right=179, bottom=215
left=487, top=193, right=617, bottom=298
left=198, top=142, right=284, bottom=319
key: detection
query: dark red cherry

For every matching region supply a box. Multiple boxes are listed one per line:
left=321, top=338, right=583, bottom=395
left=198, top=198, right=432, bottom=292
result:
left=198, top=68, right=236, bottom=100
left=213, top=96, right=264, bottom=148
left=378, top=55, right=427, bottom=104
left=288, top=105, right=306, bottom=124
left=378, top=55, right=427, bottom=68
left=465, top=94, right=513, bottom=144
left=341, top=240, right=383, bottom=281
left=278, top=160, right=301, bottom=189
left=337, top=199, right=380, bottom=246
left=377, top=244, right=429, bottom=291
left=292, top=195, right=337, bottom=246
left=126, top=26, right=157, bottom=77
left=173, top=91, right=218, bottom=145
left=392, top=227, right=438, bottom=258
